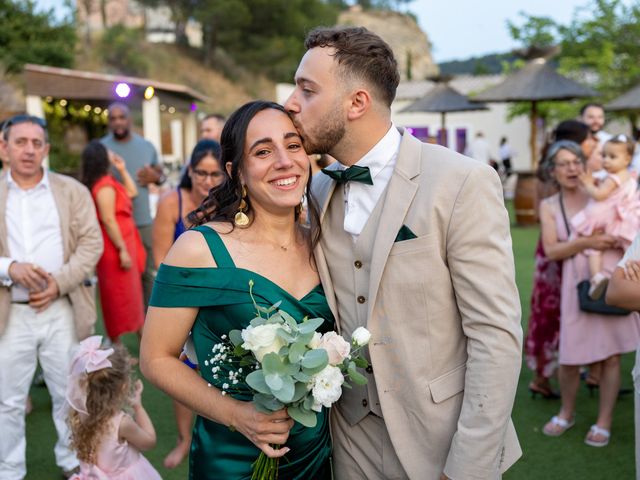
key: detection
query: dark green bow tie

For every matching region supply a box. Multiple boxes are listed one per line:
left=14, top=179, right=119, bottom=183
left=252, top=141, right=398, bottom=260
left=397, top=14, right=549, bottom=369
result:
left=321, top=165, right=373, bottom=185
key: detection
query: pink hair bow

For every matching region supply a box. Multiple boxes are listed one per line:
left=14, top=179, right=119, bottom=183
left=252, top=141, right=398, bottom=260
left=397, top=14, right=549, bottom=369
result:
left=66, top=336, right=114, bottom=415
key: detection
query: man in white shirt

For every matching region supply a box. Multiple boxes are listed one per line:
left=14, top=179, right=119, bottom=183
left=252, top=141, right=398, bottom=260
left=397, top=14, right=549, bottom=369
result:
left=0, top=115, right=103, bottom=479
left=286, top=27, right=522, bottom=480
left=468, top=131, right=493, bottom=166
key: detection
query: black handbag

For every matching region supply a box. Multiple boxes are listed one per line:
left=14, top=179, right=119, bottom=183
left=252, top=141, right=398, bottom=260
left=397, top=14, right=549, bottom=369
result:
left=576, top=279, right=632, bottom=316
left=559, top=193, right=633, bottom=316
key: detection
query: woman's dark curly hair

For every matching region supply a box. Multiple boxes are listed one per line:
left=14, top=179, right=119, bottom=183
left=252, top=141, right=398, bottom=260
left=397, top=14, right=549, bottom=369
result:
left=80, top=140, right=110, bottom=190
left=187, top=100, right=321, bottom=249
left=178, top=139, right=223, bottom=190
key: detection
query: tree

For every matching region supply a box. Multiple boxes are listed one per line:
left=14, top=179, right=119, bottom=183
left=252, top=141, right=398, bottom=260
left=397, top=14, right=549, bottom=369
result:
left=0, top=0, right=76, bottom=73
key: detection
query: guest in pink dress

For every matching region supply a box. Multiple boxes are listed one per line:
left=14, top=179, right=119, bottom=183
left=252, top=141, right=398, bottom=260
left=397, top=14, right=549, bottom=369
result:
left=539, top=140, right=640, bottom=447
left=572, top=134, right=640, bottom=298
left=66, top=336, right=161, bottom=479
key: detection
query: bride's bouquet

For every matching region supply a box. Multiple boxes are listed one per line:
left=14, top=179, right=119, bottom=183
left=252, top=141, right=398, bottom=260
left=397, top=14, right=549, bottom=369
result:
left=205, top=280, right=371, bottom=479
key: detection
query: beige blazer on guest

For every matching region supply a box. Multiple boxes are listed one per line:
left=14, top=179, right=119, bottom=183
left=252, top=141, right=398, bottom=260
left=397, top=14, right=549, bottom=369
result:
left=0, top=172, right=103, bottom=340
left=312, top=130, right=523, bottom=480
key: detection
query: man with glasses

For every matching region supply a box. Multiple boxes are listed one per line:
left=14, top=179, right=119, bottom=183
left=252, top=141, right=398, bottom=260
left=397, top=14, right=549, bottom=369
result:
left=0, top=115, right=103, bottom=478
left=101, top=103, right=164, bottom=307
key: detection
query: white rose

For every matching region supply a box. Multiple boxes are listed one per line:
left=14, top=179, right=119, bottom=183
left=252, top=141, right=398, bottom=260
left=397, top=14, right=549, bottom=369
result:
left=241, top=324, right=286, bottom=362
left=318, top=332, right=351, bottom=366
left=311, top=365, right=344, bottom=408
left=351, top=327, right=371, bottom=347
left=308, top=332, right=322, bottom=349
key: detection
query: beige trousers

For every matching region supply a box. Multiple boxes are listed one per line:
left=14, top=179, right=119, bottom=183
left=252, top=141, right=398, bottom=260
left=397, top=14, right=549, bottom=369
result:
left=331, top=405, right=408, bottom=480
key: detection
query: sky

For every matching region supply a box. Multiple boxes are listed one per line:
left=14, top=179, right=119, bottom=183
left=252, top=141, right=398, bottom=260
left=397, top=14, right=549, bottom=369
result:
left=411, top=0, right=614, bottom=62
left=36, top=0, right=632, bottom=63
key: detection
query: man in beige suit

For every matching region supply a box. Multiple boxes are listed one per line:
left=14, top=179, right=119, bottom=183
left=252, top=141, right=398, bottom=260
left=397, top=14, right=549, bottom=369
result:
left=285, top=27, right=522, bottom=480
left=0, top=115, right=103, bottom=479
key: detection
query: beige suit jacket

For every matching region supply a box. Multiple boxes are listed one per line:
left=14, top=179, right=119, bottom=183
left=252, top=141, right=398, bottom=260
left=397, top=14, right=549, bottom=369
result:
left=0, top=172, right=103, bottom=340
left=312, top=130, right=523, bottom=479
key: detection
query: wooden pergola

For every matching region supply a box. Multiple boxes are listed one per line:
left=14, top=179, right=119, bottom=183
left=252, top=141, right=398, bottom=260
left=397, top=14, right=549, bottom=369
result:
left=23, top=64, right=210, bottom=164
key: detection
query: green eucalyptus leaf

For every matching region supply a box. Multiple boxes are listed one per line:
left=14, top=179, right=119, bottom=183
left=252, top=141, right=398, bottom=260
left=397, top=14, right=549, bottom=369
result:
left=297, top=332, right=315, bottom=344
left=302, top=364, right=326, bottom=376
left=291, top=382, right=309, bottom=402
left=249, top=316, right=266, bottom=327
left=265, top=373, right=283, bottom=391
left=287, top=404, right=318, bottom=428
left=277, top=328, right=296, bottom=343
left=253, top=393, right=284, bottom=412
left=272, top=376, right=295, bottom=403
left=288, top=342, right=307, bottom=364
left=297, top=317, right=325, bottom=334
left=301, top=349, right=328, bottom=369
left=229, top=329, right=243, bottom=347
left=303, top=394, right=315, bottom=410
left=245, top=370, right=271, bottom=394
left=262, top=353, right=285, bottom=375
left=293, top=370, right=311, bottom=383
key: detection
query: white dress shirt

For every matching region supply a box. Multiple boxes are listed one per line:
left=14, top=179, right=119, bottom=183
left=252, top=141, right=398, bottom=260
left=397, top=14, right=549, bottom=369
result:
left=0, top=170, right=64, bottom=301
left=338, top=125, right=402, bottom=239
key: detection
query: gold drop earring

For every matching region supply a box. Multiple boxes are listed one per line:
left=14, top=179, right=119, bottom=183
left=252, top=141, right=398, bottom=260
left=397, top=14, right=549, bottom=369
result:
left=234, top=185, right=250, bottom=227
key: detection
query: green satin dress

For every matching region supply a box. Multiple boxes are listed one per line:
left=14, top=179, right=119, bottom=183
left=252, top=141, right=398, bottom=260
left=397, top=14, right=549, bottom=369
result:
left=149, top=225, right=333, bottom=480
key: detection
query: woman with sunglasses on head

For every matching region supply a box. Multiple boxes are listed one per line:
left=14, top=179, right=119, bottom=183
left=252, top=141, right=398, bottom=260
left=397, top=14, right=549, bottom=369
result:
left=151, top=139, right=224, bottom=469
left=538, top=140, right=640, bottom=447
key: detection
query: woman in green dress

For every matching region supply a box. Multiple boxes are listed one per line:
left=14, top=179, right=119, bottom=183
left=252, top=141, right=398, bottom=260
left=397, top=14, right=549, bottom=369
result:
left=140, top=101, right=333, bottom=479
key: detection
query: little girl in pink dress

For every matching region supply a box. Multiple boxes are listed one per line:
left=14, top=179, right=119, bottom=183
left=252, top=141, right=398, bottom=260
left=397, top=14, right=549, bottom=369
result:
left=66, top=336, right=161, bottom=480
left=572, top=135, right=640, bottom=298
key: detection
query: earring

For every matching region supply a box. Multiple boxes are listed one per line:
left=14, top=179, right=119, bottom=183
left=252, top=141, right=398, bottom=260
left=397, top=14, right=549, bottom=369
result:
left=295, top=198, right=304, bottom=219
left=234, top=185, right=250, bottom=227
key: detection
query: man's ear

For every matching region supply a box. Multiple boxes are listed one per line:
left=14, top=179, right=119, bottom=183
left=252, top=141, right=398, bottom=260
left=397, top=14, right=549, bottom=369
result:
left=346, top=88, right=372, bottom=121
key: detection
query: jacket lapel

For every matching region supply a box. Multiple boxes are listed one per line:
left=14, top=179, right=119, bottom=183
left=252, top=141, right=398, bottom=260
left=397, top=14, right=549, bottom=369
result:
left=311, top=169, right=339, bottom=323
left=367, top=131, right=421, bottom=319
left=48, top=173, right=70, bottom=261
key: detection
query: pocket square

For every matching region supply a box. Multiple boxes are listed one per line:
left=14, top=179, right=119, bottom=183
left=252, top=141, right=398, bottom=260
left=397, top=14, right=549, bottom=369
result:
left=394, top=225, right=417, bottom=242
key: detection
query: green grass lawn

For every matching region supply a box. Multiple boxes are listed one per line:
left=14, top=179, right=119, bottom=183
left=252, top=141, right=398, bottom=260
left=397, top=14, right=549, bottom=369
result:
left=24, top=202, right=635, bottom=479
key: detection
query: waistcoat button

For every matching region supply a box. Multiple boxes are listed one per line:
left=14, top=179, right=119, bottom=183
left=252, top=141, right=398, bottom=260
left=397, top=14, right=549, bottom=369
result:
left=362, top=399, right=368, bottom=407
left=354, top=260, right=362, bottom=269
left=366, top=365, right=373, bottom=374
left=357, top=295, right=366, bottom=304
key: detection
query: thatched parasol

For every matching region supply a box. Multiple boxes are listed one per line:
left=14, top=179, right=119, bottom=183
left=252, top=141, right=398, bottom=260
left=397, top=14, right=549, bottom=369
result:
left=605, top=83, right=640, bottom=111
left=471, top=57, right=597, bottom=167
left=401, top=82, right=487, bottom=145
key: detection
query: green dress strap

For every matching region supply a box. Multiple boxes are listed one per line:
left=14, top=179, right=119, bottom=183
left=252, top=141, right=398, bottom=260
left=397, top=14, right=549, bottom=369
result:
left=192, top=225, right=235, bottom=268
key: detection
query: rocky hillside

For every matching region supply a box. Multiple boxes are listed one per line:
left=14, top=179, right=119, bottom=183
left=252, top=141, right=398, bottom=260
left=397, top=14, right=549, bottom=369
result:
left=338, top=7, right=439, bottom=81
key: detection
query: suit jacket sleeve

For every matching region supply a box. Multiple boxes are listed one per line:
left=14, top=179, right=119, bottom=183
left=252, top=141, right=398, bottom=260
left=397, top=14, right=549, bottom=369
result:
left=443, top=165, right=522, bottom=479
left=53, top=184, right=103, bottom=296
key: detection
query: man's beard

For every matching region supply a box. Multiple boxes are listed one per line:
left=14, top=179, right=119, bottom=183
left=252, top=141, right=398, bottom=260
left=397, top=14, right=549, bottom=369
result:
left=113, top=128, right=130, bottom=140
left=300, top=107, right=345, bottom=155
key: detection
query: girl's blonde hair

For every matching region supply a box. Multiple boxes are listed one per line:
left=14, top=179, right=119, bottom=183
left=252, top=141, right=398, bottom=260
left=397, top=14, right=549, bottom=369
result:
left=68, top=344, right=132, bottom=463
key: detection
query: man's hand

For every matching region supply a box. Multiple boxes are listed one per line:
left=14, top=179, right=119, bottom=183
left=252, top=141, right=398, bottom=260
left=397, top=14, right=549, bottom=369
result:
left=624, top=260, right=640, bottom=282
left=28, top=274, right=59, bottom=312
left=440, top=474, right=450, bottom=480
left=136, top=165, right=161, bottom=186
left=8, top=262, right=49, bottom=291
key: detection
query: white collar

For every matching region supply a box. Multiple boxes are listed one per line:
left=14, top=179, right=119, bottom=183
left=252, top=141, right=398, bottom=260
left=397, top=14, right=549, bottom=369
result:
left=338, top=124, right=401, bottom=179
left=7, top=168, right=50, bottom=192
